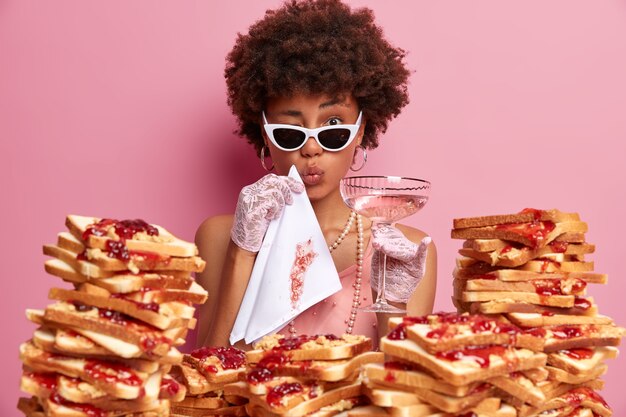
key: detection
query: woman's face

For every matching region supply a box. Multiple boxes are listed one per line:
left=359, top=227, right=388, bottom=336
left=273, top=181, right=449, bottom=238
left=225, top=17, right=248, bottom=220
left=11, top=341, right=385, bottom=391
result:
left=262, top=93, right=365, bottom=202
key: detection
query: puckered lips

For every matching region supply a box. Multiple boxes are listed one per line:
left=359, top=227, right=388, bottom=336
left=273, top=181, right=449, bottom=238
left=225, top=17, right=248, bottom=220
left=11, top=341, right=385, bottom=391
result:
left=301, top=166, right=324, bottom=186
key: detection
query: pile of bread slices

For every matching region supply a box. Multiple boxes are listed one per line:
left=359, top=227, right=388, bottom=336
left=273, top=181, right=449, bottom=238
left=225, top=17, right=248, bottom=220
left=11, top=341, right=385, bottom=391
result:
left=18, top=215, right=207, bottom=417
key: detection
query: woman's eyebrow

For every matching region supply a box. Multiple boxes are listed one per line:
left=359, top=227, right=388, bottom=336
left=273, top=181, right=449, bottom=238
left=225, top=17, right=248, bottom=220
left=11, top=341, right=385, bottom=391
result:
left=319, top=98, right=349, bottom=109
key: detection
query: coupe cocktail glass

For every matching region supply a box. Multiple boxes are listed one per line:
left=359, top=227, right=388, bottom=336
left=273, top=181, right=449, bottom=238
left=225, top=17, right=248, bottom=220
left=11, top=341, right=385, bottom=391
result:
left=340, top=176, right=431, bottom=313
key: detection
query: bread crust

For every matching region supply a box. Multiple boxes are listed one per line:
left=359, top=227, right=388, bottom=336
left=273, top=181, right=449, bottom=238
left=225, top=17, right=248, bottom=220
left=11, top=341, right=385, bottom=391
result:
left=453, top=209, right=580, bottom=229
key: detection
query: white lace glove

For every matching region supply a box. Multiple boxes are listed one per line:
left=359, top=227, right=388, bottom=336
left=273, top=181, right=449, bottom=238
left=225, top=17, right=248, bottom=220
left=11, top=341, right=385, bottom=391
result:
left=370, top=224, right=431, bottom=303
left=231, top=174, right=305, bottom=252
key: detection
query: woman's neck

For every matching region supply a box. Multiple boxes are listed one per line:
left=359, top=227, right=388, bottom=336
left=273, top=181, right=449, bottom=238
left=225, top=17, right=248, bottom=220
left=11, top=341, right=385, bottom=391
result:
left=310, top=188, right=352, bottom=233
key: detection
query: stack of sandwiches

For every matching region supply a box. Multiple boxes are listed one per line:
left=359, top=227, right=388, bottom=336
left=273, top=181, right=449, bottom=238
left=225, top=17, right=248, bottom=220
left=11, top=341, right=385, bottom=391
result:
left=362, top=312, right=547, bottom=417
left=18, top=215, right=208, bottom=417
left=169, top=347, right=249, bottom=416
left=449, top=208, right=625, bottom=416
left=223, top=334, right=380, bottom=417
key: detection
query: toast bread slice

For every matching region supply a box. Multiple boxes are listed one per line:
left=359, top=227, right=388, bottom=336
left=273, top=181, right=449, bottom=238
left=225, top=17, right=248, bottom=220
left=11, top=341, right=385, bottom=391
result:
left=32, top=325, right=182, bottom=368
left=41, top=302, right=186, bottom=357
left=363, top=362, right=486, bottom=397
left=184, top=347, right=247, bottom=384
left=464, top=299, right=599, bottom=316
left=461, top=277, right=588, bottom=297
left=380, top=337, right=547, bottom=386
left=520, top=387, right=611, bottom=417
left=67, top=214, right=198, bottom=257
left=171, top=404, right=246, bottom=417
left=463, top=232, right=587, bottom=252
left=169, top=362, right=229, bottom=396
left=247, top=334, right=372, bottom=363
left=252, top=351, right=383, bottom=382
left=506, top=312, right=613, bottom=327
left=391, top=313, right=545, bottom=353
left=57, top=232, right=205, bottom=273
left=20, top=341, right=151, bottom=400
left=542, top=324, right=625, bottom=352
left=224, top=380, right=362, bottom=417
left=546, top=363, right=608, bottom=384
left=48, top=287, right=191, bottom=331
left=488, top=372, right=545, bottom=407
left=45, top=258, right=194, bottom=293
left=459, top=243, right=594, bottom=268
left=547, top=346, right=618, bottom=374
left=452, top=221, right=588, bottom=249
left=453, top=209, right=580, bottom=229
left=21, top=371, right=163, bottom=411
left=175, top=395, right=229, bottom=409
left=362, top=383, right=424, bottom=407
left=453, top=268, right=608, bottom=284
left=461, top=290, right=575, bottom=308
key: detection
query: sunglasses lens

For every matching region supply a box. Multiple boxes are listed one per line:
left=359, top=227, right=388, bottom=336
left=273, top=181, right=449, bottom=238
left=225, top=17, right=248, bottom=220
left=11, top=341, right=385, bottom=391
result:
left=273, top=128, right=307, bottom=149
left=318, top=128, right=352, bottom=150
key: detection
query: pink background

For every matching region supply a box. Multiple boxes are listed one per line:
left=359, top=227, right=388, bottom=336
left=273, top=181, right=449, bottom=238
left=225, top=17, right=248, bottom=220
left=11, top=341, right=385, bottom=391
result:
left=2, top=0, right=625, bottom=414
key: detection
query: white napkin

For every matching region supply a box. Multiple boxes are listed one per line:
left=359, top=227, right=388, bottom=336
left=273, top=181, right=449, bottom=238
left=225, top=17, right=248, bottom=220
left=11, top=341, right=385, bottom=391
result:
left=230, top=166, right=342, bottom=345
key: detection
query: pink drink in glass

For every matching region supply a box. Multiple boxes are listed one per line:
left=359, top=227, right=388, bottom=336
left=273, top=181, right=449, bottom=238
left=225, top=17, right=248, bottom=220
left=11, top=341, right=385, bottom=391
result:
left=345, top=194, right=428, bottom=223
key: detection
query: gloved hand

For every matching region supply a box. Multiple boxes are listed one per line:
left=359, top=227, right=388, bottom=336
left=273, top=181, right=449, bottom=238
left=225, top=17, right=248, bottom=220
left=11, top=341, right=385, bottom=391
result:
left=231, top=174, right=305, bottom=252
left=370, top=224, right=431, bottom=303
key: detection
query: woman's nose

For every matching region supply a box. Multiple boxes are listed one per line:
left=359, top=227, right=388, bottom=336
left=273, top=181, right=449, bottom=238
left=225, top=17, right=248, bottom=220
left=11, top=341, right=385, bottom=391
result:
left=300, top=136, right=323, bottom=157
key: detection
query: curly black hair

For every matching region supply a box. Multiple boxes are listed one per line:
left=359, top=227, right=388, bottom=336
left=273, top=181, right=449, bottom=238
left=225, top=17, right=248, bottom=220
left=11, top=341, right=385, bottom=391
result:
left=224, top=0, right=411, bottom=155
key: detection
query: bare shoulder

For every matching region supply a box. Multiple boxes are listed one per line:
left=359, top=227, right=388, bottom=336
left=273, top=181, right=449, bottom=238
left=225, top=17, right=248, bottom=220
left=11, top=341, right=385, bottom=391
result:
left=395, top=224, right=434, bottom=247
left=195, top=214, right=234, bottom=246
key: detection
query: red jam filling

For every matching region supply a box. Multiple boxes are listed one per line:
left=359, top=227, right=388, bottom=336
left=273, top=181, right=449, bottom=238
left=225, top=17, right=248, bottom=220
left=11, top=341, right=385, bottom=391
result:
left=247, top=367, right=273, bottom=385
left=140, top=335, right=172, bottom=352
left=27, top=372, right=58, bottom=390
left=562, top=348, right=594, bottom=360
left=550, top=241, right=569, bottom=253
left=563, top=387, right=610, bottom=410
left=500, top=245, right=514, bottom=254
left=387, top=323, right=407, bottom=340
left=72, top=302, right=94, bottom=312
left=435, top=345, right=507, bottom=368
left=551, top=325, right=585, bottom=339
left=98, top=308, right=129, bottom=326
left=384, top=372, right=395, bottom=382
left=110, top=294, right=160, bottom=312
left=538, top=258, right=561, bottom=273
left=266, top=382, right=303, bottom=407
left=84, top=360, right=142, bottom=386
left=571, top=279, right=587, bottom=293
left=83, top=218, right=158, bottom=241
left=277, top=335, right=318, bottom=350
left=190, top=346, right=246, bottom=371
left=160, top=377, right=180, bottom=396
left=496, top=220, right=555, bottom=248
left=50, top=392, right=106, bottom=417
left=384, top=361, right=418, bottom=371
left=574, top=297, right=592, bottom=310
left=258, top=351, right=290, bottom=369
left=475, top=273, right=497, bottom=280
left=402, top=316, right=429, bottom=325
left=533, top=280, right=564, bottom=296
left=520, top=208, right=545, bottom=220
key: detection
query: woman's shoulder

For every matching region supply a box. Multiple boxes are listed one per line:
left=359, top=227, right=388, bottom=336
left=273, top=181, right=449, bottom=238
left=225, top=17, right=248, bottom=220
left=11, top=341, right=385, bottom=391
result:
left=395, top=223, right=433, bottom=244
left=195, top=214, right=234, bottom=245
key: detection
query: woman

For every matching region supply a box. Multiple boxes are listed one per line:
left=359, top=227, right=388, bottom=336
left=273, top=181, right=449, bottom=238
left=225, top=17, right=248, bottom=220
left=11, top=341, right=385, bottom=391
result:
left=196, top=0, right=437, bottom=348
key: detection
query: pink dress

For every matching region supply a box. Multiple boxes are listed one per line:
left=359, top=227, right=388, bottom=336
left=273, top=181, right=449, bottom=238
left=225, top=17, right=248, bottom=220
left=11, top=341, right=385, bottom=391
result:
left=279, top=240, right=378, bottom=344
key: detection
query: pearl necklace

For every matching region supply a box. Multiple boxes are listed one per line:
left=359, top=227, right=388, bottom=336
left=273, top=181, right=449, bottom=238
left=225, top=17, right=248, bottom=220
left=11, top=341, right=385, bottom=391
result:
left=288, top=211, right=364, bottom=335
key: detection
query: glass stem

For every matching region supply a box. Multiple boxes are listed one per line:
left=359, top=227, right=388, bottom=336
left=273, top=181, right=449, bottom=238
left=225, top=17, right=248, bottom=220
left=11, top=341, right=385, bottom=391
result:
left=376, top=251, right=389, bottom=305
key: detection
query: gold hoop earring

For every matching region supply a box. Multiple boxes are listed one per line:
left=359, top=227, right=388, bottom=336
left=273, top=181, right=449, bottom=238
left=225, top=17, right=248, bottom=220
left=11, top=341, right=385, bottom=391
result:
left=350, top=146, right=367, bottom=171
left=260, top=145, right=275, bottom=171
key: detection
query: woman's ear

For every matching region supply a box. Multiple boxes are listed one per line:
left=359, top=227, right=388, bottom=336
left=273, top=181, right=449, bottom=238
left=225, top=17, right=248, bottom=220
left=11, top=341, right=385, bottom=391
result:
left=356, top=118, right=366, bottom=147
